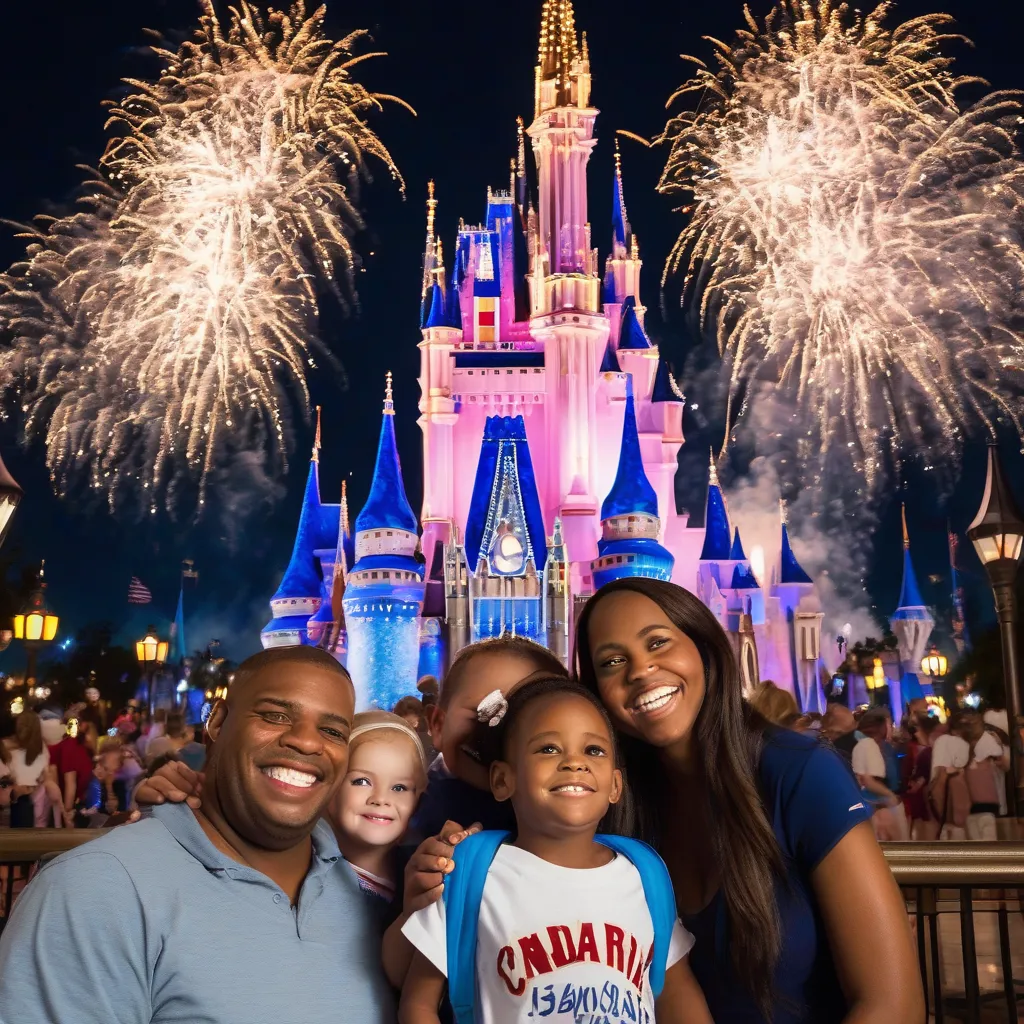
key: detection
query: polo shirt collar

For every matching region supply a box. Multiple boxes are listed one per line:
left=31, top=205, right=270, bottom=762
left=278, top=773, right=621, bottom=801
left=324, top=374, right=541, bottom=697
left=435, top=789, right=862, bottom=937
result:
left=151, top=802, right=341, bottom=876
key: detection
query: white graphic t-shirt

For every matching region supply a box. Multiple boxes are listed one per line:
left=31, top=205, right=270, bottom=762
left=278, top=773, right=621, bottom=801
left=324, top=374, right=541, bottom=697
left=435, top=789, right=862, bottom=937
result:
left=402, top=844, right=694, bottom=1024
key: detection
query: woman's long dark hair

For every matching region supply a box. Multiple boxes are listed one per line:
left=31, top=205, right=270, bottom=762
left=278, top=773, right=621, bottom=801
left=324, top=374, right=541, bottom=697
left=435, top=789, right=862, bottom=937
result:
left=575, top=577, right=784, bottom=1019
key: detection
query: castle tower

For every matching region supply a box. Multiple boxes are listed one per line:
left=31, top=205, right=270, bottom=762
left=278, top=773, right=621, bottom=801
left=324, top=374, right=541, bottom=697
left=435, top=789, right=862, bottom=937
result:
left=528, top=0, right=609, bottom=558
left=889, top=507, right=934, bottom=708
left=261, top=427, right=325, bottom=649
left=343, top=375, right=426, bottom=710
left=602, top=142, right=643, bottom=314
left=418, top=185, right=463, bottom=574
left=307, top=480, right=353, bottom=663
left=592, top=377, right=674, bottom=588
left=544, top=516, right=571, bottom=663
left=771, top=509, right=824, bottom=712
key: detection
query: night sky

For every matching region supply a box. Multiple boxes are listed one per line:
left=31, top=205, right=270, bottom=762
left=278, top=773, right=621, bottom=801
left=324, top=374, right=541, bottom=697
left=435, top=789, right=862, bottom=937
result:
left=0, top=0, right=1022, bottom=666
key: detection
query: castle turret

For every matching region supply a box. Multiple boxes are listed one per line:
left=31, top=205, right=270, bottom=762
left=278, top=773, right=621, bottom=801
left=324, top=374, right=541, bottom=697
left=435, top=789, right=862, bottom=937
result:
left=591, top=378, right=674, bottom=589
left=343, top=375, right=426, bottom=709
left=261, top=424, right=325, bottom=649
left=418, top=184, right=463, bottom=576
left=890, top=507, right=934, bottom=707
left=544, top=516, right=570, bottom=664
left=700, top=457, right=732, bottom=562
left=603, top=141, right=642, bottom=308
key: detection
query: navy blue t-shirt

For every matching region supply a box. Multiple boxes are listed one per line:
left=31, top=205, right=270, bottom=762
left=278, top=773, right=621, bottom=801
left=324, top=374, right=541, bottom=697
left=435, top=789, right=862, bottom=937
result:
left=683, top=729, right=873, bottom=1023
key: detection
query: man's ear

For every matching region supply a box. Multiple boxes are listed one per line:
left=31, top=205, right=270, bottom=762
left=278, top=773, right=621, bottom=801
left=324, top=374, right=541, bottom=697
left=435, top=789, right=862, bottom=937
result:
left=205, top=700, right=228, bottom=743
left=425, top=703, right=445, bottom=751
left=607, top=767, right=623, bottom=806
left=490, top=760, right=515, bottom=803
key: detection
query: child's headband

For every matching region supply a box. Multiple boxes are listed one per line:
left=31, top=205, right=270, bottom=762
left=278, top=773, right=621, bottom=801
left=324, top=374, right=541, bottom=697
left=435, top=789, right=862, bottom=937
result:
left=349, top=719, right=429, bottom=774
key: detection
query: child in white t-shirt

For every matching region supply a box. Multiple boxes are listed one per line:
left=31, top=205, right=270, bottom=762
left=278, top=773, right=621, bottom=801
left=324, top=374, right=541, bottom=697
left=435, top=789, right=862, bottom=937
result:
left=399, top=677, right=711, bottom=1024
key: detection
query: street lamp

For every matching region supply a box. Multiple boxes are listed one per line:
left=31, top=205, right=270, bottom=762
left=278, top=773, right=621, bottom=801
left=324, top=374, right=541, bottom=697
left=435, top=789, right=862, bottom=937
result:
left=967, top=442, right=1024, bottom=818
left=13, top=561, right=59, bottom=687
left=920, top=646, right=949, bottom=679
left=136, top=626, right=169, bottom=715
left=0, top=449, right=23, bottom=550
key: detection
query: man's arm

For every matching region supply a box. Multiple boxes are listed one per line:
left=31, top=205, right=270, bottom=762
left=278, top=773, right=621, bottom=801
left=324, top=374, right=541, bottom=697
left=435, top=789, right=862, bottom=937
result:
left=655, top=957, right=713, bottom=1024
left=397, top=951, right=446, bottom=1024
left=0, top=851, right=151, bottom=1024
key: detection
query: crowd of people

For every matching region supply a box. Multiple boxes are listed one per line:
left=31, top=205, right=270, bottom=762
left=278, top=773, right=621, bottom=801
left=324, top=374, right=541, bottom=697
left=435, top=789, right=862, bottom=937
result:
left=749, top=680, right=1012, bottom=842
left=0, top=578, right=941, bottom=1021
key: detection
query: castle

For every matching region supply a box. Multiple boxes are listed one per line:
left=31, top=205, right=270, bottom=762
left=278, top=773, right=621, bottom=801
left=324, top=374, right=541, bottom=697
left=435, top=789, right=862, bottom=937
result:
left=261, top=0, right=843, bottom=713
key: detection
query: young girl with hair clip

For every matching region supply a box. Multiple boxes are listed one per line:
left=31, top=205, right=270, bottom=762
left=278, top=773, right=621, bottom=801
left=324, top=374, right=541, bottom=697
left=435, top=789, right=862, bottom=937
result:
left=400, top=676, right=712, bottom=1024
left=574, top=578, right=923, bottom=1024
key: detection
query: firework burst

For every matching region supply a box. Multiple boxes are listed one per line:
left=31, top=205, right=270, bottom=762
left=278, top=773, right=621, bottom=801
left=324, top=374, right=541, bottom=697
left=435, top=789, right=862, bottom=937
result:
left=0, top=0, right=411, bottom=513
left=658, top=0, right=1024, bottom=489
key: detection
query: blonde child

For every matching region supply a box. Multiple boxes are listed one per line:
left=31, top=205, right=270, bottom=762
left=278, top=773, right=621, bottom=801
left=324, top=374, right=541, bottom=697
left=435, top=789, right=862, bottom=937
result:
left=328, top=711, right=428, bottom=904
left=399, top=677, right=712, bottom=1024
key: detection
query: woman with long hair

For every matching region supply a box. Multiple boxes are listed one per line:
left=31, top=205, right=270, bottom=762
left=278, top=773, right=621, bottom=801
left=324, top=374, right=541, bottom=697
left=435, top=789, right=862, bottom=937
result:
left=4, top=710, right=50, bottom=828
left=575, top=577, right=922, bottom=1023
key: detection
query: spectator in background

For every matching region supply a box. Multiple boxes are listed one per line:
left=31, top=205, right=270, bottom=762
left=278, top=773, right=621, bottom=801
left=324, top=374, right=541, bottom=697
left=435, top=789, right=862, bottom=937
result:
left=145, top=712, right=189, bottom=765
left=416, top=675, right=439, bottom=710
left=45, top=709, right=97, bottom=828
left=78, top=685, right=107, bottom=736
left=393, top=694, right=434, bottom=762
left=4, top=710, right=49, bottom=828
left=904, top=713, right=940, bottom=840
left=176, top=724, right=208, bottom=772
left=137, top=707, right=167, bottom=760
left=749, top=680, right=802, bottom=729
left=853, top=708, right=910, bottom=840
left=822, top=702, right=859, bottom=766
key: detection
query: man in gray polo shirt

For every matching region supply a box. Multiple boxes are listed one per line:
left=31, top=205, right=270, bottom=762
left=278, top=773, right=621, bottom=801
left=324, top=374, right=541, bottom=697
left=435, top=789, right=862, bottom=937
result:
left=0, top=646, right=396, bottom=1023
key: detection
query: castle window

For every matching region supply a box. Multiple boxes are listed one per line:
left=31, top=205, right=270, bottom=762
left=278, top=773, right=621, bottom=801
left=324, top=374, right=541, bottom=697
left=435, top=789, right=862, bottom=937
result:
left=383, top=572, right=390, bottom=579
left=520, top=369, right=527, bottom=374
left=628, top=556, right=636, bottom=563
left=387, top=531, right=393, bottom=537
left=616, top=556, right=623, bottom=564
left=371, top=572, right=378, bottom=579
left=374, top=531, right=381, bottom=538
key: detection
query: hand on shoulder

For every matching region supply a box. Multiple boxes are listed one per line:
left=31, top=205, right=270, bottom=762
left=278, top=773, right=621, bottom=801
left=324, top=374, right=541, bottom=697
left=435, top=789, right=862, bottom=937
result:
left=133, top=762, right=203, bottom=809
left=402, top=820, right=481, bottom=914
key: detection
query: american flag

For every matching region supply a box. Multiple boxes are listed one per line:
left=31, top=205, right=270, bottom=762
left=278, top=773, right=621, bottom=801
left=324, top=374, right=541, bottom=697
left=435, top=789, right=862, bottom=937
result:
left=127, top=577, right=152, bottom=605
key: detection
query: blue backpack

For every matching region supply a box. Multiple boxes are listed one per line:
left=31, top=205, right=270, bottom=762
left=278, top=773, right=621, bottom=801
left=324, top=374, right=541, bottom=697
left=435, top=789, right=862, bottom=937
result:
left=442, top=830, right=677, bottom=1024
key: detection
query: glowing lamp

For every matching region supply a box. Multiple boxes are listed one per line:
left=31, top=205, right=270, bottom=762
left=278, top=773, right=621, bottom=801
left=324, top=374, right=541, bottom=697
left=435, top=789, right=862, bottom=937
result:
left=867, top=657, right=886, bottom=691
left=968, top=444, right=1024, bottom=578
left=136, top=628, right=169, bottom=665
left=14, top=564, right=59, bottom=644
left=920, top=647, right=948, bottom=678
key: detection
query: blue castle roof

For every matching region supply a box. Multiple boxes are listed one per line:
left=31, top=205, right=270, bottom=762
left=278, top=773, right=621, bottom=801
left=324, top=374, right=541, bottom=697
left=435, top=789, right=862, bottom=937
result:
left=602, top=268, right=617, bottom=305
left=700, top=468, right=731, bottom=561
left=424, top=281, right=447, bottom=329
left=272, top=458, right=324, bottom=602
left=465, top=415, right=547, bottom=575
left=618, top=297, right=652, bottom=350
left=355, top=384, right=419, bottom=536
left=602, top=377, right=658, bottom=521
left=599, top=338, right=621, bottom=374
left=731, top=563, right=760, bottom=589
left=780, top=523, right=813, bottom=584
left=893, top=547, right=928, bottom=617
left=729, top=528, right=746, bottom=561
left=651, top=356, right=682, bottom=403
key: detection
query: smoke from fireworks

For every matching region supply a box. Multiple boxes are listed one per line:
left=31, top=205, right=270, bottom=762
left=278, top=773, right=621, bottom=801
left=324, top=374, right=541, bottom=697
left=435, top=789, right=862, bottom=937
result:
left=658, top=0, right=1024, bottom=494
left=0, top=1, right=411, bottom=514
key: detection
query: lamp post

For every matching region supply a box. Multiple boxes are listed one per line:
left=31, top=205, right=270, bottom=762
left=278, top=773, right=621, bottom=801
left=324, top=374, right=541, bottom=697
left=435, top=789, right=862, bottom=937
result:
left=967, top=442, right=1024, bottom=818
left=0, top=449, right=23, bottom=550
left=13, top=561, right=59, bottom=691
left=136, top=626, right=169, bottom=716
left=920, top=645, right=948, bottom=680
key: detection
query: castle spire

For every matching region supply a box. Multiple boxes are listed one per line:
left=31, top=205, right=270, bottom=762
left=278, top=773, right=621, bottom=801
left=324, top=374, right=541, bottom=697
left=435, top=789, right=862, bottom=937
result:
left=312, top=405, right=321, bottom=462
left=538, top=0, right=578, bottom=87
left=601, top=376, right=658, bottom=521
left=896, top=512, right=926, bottom=611
left=701, top=452, right=731, bottom=561
left=516, top=116, right=527, bottom=210
left=420, top=181, right=439, bottom=326
left=780, top=521, right=813, bottom=585
left=612, top=139, right=632, bottom=258
left=901, top=503, right=910, bottom=550
left=355, top=374, right=418, bottom=536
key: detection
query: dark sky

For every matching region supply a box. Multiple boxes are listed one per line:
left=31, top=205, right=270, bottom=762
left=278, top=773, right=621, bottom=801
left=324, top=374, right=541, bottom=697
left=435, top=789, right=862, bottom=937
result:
left=0, top=0, right=1022, bottom=666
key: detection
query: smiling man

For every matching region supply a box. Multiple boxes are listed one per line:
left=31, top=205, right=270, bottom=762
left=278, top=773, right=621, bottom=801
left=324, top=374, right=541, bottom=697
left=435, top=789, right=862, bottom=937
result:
left=0, top=646, right=396, bottom=1024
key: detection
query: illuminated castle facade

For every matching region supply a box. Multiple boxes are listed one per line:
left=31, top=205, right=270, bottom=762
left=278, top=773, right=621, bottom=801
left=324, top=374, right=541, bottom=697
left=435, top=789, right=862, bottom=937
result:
left=262, top=0, right=827, bottom=713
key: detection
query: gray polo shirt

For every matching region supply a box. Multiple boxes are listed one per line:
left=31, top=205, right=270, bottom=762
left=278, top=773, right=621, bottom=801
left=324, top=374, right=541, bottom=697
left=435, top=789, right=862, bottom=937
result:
left=0, top=803, right=396, bottom=1023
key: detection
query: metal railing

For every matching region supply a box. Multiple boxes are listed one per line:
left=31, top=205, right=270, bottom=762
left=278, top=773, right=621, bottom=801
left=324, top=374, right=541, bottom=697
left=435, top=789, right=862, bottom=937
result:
left=2, top=830, right=1024, bottom=1020
left=885, top=841, right=1024, bottom=1024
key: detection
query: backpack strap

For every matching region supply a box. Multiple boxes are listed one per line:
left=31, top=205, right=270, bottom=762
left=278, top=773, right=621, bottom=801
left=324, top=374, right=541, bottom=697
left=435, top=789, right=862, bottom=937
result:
left=442, top=830, right=511, bottom=1024
left=595, top=834, right=677, bottom=999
